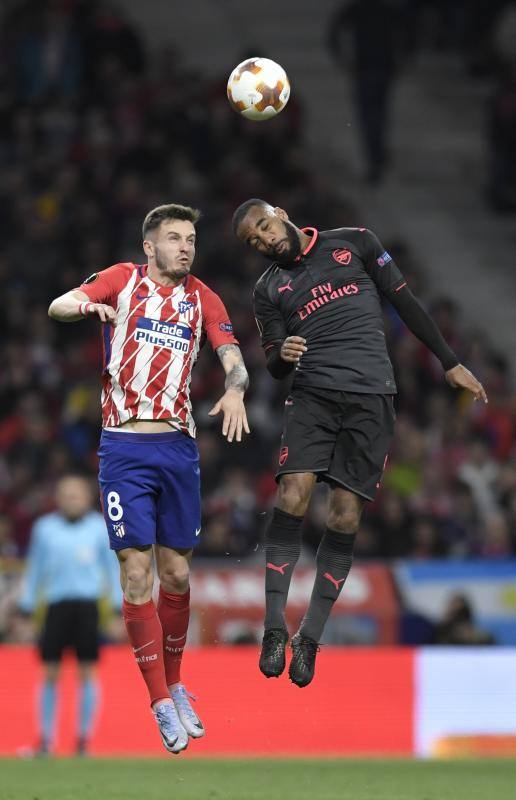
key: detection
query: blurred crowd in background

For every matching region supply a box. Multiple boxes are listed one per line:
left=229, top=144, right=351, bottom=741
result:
left=0, top=0, right=515, bottom=581
left=328, top=0, right=516, bottom=203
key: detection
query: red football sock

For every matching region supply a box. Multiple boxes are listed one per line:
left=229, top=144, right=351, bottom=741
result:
left=122, top=598, right=170, bottom=706
left=157, top=587, right=190, bottom=687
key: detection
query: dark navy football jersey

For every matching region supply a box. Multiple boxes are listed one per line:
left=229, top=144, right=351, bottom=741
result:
left=253, top=227, right=407, bottom=394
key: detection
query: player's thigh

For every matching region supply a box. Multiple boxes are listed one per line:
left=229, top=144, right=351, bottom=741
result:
left=155, top=435, right=201, bottom=550
left=98, top=435, right=158, bottom=551
left=39, top=602, right=71, bottom=663
left=275, top=387, right=342, bottom=479
left=327, top=393, right=395, bottom=502
left=72, top=601, right=100, bottom=663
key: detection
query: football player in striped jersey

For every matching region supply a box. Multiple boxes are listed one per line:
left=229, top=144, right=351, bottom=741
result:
left=49, top=203, right=250, bottom=753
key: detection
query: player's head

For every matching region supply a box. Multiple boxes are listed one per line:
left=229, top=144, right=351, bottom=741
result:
left=142, top=204, right=201, bottom=281
left=55, top=475, right=93, bottom=521
left=232, top=198, right=301, bottom=263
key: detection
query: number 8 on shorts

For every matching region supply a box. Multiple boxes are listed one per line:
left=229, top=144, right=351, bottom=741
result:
left=107, top=491, right=123, bottom=522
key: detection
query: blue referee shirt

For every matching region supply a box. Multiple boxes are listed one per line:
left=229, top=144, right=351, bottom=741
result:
left=18, top=511, right=122, bottom=612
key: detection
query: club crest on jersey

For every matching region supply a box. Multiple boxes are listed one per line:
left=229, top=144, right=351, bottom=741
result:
left=178, top=299, right=195, bottom=315
left=377, top=251, right=392, bottom=266
left=332, top=249, right=352, bottom=265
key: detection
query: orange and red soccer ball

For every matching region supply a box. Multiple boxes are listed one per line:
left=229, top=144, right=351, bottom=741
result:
left=227, top=57, right=290, bottom=121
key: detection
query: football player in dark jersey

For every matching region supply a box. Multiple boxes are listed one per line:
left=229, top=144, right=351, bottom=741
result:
left=233, top=198, right=486, bottom=687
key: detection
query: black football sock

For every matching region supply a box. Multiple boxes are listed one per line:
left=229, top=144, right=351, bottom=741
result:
left=264, top=507, right=304, bottom=631
left=299, top=529, right=356, bottom=642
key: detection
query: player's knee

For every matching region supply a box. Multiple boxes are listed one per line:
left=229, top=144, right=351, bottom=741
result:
left=277, top=476, right=311, bottom=516
left=327, top=507, right=361, bottom=534
left=124, top=565, right=153, bottom=600
left=43, top=664, right=60, bottom=682
left=159, top=567, right=190, bottom=595
left=78, top=664, right=95, bottom=683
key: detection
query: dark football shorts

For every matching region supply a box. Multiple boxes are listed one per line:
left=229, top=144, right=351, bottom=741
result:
left=40, top=600, right=99, bottom=662
left=276, top=386, right=396, bottom=501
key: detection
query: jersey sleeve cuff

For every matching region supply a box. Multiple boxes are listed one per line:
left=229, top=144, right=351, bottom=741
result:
left=210, top=333, right=239, bottom=350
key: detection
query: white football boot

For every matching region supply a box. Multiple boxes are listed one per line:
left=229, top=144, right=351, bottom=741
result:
left=153, top=701, right=188, bottom=754
left=171, top=685, right=205, bottom=739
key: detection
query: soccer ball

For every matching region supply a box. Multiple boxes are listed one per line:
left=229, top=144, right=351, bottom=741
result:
left=227, top=57, right=290, bottom=121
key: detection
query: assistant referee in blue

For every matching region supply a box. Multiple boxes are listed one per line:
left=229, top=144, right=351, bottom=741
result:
left=18, top=474, right=121, bottom=755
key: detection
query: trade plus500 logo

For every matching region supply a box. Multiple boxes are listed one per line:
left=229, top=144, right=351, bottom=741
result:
left=135, top=317, right=192, bottom=352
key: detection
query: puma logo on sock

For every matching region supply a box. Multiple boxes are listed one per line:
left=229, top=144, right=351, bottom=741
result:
left=266, top=562, right=290, bottom=575
left=324, top=572, right=346, bottom=591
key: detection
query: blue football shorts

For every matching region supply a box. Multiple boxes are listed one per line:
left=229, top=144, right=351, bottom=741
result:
left=98, top=430, right=201, bottom=551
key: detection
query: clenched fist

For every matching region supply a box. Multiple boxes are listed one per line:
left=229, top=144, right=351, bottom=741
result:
left=280, top=336, right=307, bottom=363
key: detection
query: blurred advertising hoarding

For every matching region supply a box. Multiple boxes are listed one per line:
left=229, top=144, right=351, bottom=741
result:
left=0, top=646, right=414, bottom=757
left=395, top=560, right=516, bottom=645
left=0, top=561, right=398, bottom=645
left=4, top=558, right=516, bottom=646
left=189, top=564, right=399, bottom=645
left=1, top=646, right=515, bottom=757
left=416, top=649, right=516, bottom=756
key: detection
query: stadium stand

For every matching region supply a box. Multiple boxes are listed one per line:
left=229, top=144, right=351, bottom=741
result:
left=0, top=0, right=515, bottom=648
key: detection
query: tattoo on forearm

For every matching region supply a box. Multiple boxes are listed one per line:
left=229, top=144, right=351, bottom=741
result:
left=226, top=362, right=249, bottom=392
left=217, top=344, right=249, bottom=392
left=217, top=345, right=235, bottom=359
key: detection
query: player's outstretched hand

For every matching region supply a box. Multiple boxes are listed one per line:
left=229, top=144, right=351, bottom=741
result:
left=82, top=302, right=116, bottom=325
left=208, top=389, right=251, bottom=443
left=280, top=336, right=307, bottom=363
left=445, top=364, right=488, bottom=403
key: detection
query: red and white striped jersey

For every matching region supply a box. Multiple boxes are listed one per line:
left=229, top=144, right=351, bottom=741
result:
left=78, top=263, right=238, bottom=436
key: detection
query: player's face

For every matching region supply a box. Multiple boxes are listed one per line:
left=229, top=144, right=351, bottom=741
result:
left=146, top=220, right=196, bottom=281
left=238, top=206, right=301, bottom=263
left=55, top=477, right=92, bottom=521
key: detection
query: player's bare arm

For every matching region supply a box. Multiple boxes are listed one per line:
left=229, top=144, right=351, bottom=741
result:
left=48, top=290, right=116, bottom=324
left=209, top=344, right=250, bottom=443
